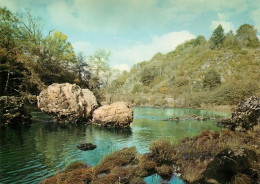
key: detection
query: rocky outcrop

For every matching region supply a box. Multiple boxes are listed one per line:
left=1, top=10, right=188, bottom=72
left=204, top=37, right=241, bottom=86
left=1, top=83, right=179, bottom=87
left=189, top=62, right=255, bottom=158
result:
left=218, top=96, right=260, bottom=131
left=204, top=148, right=257, bottom=184
left=92, top=102, right=133, bottom=128
left=37, top=83, right=98, bottom=122
left=0, top=96, right=32, bottom=125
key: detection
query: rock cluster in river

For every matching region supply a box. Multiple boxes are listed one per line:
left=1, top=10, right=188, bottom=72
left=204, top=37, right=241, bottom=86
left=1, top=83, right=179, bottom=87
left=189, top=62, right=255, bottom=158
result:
left=218, top=96, right=260, bottom=131
left=92, top=102, right=133, bottom=128
left=37, top=83, right=134, bottom=127
left=0, top=96, right=32, bottom=125
left=37, top=83, right=98, bottom=122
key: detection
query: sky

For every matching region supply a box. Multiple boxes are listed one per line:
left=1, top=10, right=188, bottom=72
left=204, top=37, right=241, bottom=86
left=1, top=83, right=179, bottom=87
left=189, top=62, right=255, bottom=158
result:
left=1, top=0, right=260, bottom=71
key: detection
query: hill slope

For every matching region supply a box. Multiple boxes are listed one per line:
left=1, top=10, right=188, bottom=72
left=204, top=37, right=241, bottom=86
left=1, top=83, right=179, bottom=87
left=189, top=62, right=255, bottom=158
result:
left=104, top=26, right=260, bottom=108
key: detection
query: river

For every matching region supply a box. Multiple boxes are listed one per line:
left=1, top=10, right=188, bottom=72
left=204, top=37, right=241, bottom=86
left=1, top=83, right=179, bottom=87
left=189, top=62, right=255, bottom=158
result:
left=0, top=106, right=228, bottom=184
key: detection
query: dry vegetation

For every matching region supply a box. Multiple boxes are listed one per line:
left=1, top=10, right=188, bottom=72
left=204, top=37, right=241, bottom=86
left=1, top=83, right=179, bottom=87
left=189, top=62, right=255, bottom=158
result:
left=171, top=127, right=260, bottom=183
left=41, top=125, right=260, bottom=184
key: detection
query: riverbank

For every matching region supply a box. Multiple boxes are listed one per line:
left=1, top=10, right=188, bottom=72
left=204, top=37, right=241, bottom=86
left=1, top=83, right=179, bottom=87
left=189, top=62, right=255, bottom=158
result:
left=103, top=99, right=235, bottom=114
left=42, top=96, right=259, bottom=183
left=0, top=106, right=222, bottom=183
left=41, top=125, right=260, bottom=184
left=128, top=104, right=234, bottom=114
left=199, top=104, right=235, bottom=114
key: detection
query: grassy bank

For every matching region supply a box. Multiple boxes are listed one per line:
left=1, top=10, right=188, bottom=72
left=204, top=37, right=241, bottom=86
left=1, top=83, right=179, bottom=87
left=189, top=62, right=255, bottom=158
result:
left=41, top=125, right=260, bottom=184
left=199, top=104, right=236, bottom=114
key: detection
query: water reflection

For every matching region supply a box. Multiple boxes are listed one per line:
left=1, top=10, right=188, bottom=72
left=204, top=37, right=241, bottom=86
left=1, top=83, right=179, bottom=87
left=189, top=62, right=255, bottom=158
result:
left=0, top=107, right=228, bottom=184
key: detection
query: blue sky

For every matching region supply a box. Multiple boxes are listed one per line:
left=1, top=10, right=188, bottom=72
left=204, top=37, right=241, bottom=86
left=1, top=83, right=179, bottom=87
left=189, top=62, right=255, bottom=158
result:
left=1, top=0, right=260, bottom=71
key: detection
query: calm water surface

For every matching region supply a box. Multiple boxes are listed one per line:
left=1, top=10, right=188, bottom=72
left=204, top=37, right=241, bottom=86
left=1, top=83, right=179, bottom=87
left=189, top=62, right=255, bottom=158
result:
left=0, top=107, right=228, bottom=184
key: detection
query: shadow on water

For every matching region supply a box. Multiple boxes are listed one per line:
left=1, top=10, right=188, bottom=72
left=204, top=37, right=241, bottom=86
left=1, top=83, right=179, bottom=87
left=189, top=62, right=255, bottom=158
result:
left=0, top=106, right=228, bottom=184
left=0, top=122, right=133, bottom=184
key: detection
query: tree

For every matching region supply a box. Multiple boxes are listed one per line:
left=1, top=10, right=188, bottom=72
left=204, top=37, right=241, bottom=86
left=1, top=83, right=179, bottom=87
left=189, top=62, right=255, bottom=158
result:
left=88, top=49, right=110, bottom=88
left=140, top=67, right=155, bottom=86
left=209, top=25, right=225, bottom=49
left=0, top=7, right=87, bottom=96
left=203, top=69, right=221, bottom=89
left=34, top=31, right=77, bottom=85
left=194, top=35, right=206, bottom=46
left=73, top=52, right=91, bottom=88
left=0, top=7, right=41, bottom=96
left=236, top=24, right=259, bottom=48
left=223, top=30, right=238, bottom=48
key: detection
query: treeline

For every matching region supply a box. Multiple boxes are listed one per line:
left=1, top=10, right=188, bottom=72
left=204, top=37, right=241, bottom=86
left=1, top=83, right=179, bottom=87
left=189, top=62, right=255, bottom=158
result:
left=104, top=24, right=260, bottom=108
left=0, top=7, right=115, bottom=100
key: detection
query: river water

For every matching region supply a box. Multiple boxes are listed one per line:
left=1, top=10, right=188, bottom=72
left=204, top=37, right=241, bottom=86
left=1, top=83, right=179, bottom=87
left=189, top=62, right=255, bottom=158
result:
left=0, top=107, right=228, bottom=184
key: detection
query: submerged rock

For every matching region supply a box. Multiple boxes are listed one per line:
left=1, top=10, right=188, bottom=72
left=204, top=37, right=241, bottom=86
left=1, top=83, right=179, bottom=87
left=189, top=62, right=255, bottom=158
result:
left=218, top=96, right=260, bottom=131
left=37, top=83, right=98, bottom=122
left=0, top=96, right=32, bottom=125
left=92, top=102, right=133, bottom=128
left=77, top=143, right=97, bottom=151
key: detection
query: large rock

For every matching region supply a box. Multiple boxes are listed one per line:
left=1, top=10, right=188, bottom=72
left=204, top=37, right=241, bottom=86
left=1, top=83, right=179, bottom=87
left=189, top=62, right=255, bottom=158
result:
left=37, top=83, right=98, bottom=122
left=203, top=147, right=257, bottom=184
left=0, top=96, right=32, bottom=125
left=92, top=102, right=133, bottom=128
left=218, top=96, right=260, bottom=131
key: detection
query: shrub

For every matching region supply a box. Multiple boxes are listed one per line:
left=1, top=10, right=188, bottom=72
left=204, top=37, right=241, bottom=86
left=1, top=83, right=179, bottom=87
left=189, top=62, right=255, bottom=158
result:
left=150, top=140, right=175, bottom=165
left=94, top=147, right=137, bottom=174
left=175, top=77, right=189, bottom=87
left=203, top=69, right=221, bottom=90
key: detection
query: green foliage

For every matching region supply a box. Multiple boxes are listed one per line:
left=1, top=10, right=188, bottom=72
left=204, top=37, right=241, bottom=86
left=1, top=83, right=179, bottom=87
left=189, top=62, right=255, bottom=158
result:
left=203, top=69, right=221, bottom=90
left=210, top=25, right=225, bottom=49
left=140, top=67, right=156, bottom=86
left=0, top=7, right=110, bottom=101
left=223, top=31, right=238, bottom=48
left=132, top=83, right=143, bottom=93
left=175, top=77, right=189, bottom=87
left=213, top=79, right=260, bottom=105
left=104, top=23, right=260, bottom=108
left=236, top=24, right=259, bottom=48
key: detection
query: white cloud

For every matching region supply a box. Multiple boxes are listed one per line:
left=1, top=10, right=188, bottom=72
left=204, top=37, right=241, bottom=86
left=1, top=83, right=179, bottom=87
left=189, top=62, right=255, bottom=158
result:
left=45, top=0, right=251, bottom=33
left=113, top=64, right=130, bottom=71
left=72, top=31, right=195, bottom=70
left=45, top=0, right=170, bottom=33
left=110, top=31, right=195, bottom=67
left=210, top=20, right=235, bottom=32
left=2, top=0, right=257, bottom=34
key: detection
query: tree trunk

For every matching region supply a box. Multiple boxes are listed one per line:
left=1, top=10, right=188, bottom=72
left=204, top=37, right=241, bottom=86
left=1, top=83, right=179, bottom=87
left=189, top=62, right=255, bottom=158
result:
left=4, top=70, right=10, bottom=95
